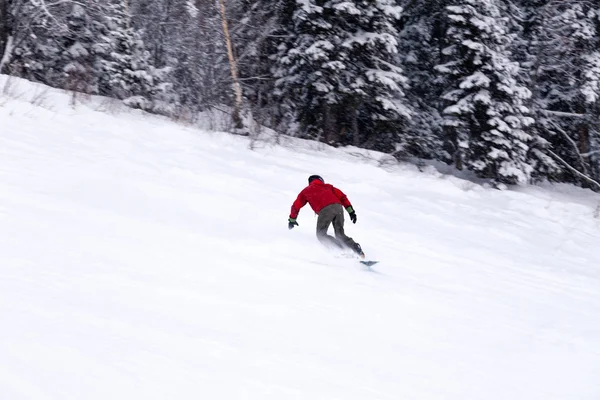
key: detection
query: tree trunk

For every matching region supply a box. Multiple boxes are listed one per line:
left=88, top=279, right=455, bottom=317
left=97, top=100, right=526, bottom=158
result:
left=454, top=152, right=463, bottom=171
left=0, top=0, right=11, bottom=73
left=218, top=0, right=244, bottom=130
left=576, top=101, right=592, bottom=183
left=350, top=103, right=360, bottom=147
left=154, top=0, right=173, bottom=67
left=578, top=124, right=590, bottom=160
left=0, top=35, right=13, bottom=74
left=579, top=119, right=591, bottom=181
left=447, top=126, right=463, bottom=170
left=323, top=103, right=339, bottom=144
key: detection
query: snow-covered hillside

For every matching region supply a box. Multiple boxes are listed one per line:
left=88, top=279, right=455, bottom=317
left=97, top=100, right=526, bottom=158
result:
left=1, top=76, right=599, bottom=399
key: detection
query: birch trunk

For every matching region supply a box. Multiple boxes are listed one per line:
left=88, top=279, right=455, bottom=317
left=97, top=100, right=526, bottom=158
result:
left=218, top=0, right=243, bottom=130
left=0, top=0, right=11, bottom=73
left=0, top=35, right=14, bottom=74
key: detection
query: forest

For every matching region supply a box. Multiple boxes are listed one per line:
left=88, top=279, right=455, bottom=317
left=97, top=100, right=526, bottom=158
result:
left=1, top=0, right=599, bottom=189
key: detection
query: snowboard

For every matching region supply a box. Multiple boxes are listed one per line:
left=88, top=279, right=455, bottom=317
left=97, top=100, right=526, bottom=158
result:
left=359, top=260, right=379, bottom=267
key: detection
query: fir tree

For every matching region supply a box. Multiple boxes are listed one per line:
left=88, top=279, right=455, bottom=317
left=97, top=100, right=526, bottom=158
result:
left=3, top=1, right=66, bottom=83
left=95, top=0, right=168, bottom=110
left=274, top=0, right=409, bottom=150
left=437, top=0, right=540, bottom=185
left=234, top=0, right=283, bottom=127
left=396, top=0, right=448, bottom=159
left=58, top=4, right=97, bottom=95
left=529, top=1, right=600, bottom=186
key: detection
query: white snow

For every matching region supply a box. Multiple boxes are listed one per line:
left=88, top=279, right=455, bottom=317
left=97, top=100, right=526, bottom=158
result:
left=1, top=75, right=600, bottom=399
left=582, top=52, right=600, bottom=104
left=332, top=1, right=361, bottom=15
left=459, top=71, right=491, bottom=89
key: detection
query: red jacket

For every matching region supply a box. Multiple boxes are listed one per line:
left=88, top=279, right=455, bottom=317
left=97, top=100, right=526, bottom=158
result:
left=290, top=180, right=352, bottom=219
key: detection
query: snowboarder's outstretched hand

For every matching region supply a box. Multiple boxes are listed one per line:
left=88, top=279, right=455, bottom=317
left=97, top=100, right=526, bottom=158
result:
left=288, top=218, right=299, bottom=230
left=346, top=207, right=357, bottom=224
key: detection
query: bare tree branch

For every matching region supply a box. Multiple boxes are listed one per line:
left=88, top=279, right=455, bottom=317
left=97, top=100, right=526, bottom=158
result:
left=547, top=149, right=600, bottom=189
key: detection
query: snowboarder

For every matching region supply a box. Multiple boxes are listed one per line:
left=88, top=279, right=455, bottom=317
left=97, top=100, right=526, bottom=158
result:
left=288, top=175, right=365, bottom=258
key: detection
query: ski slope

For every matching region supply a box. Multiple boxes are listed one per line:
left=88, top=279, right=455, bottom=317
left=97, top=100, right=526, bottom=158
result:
left=1, top=76, right=599, bottom=399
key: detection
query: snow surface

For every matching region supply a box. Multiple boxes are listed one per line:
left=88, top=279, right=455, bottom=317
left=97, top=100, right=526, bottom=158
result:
left=1, top=75, right=600, bottom=399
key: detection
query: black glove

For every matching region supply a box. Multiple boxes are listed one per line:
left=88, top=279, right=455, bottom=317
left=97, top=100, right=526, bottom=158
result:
left=346, top=207, right=357, bottom=224
left=288, top=218, right=299, bottom=230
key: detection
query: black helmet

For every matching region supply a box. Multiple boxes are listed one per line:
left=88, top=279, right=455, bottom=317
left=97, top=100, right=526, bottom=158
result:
left=308, top=175, right=324, bottom=184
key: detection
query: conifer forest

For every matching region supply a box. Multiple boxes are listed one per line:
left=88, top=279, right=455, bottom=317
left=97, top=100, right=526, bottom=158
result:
left=1, top=0, right=599, bottom=189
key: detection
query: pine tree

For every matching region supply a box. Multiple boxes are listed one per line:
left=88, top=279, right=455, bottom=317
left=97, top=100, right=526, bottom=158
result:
left=3, top=0, right=67, bottom=83
left=507, top=0, right=560, bottom=182
left=529, top=1, right=600, bottom=187
left=339, top=0, right=410, bottom=150
left=130, top=0, right=237, bottom=114
left=437, top=0, right=540, bottom=185
left=58, top=4, right=97, bottom=95
left=274, top=0, right=409, bottom=151
left=95, top=0, right=169, bottom=111
left=396, top=0, right=448, bottom=159
left=273, top=0, right=339, bottom=141
left=234, top=0, right=283, bottom=128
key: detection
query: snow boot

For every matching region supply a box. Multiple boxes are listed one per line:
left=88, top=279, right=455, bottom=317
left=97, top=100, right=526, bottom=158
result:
left=353, top=243, right=365, bottom=259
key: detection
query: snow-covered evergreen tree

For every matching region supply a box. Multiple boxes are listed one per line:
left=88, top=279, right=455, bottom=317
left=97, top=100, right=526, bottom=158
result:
left=95, top=0, right=169, bottom=111
left=274, top=0, right=409, bottom=150
left=131, top=0, right=236, bottom=114
left=529, top=1, right=600, bottom=186
left=506, top=0, right=559, bottom=182
left=57, top=4, right=97, bottom=95
left=273, top=0, right=342, bottom=141
left=234, top=0, right=283, bottom=127
left=396, top=0, right=447, bottom=159
left=3, top=0, right=67, bottom=83
left=436, top=0, right=541, bottom=185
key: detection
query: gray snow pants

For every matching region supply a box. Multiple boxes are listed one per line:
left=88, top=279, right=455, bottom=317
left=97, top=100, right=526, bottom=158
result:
left=316, top=203, right=358, bottom=250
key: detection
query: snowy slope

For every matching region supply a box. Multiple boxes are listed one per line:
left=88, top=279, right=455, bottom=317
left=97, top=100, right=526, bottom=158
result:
left=1, top=76, right=599, bottom=400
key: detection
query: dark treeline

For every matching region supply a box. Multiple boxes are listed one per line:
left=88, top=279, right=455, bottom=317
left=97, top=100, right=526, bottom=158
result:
left=1, top=0, right=599, bottom=188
